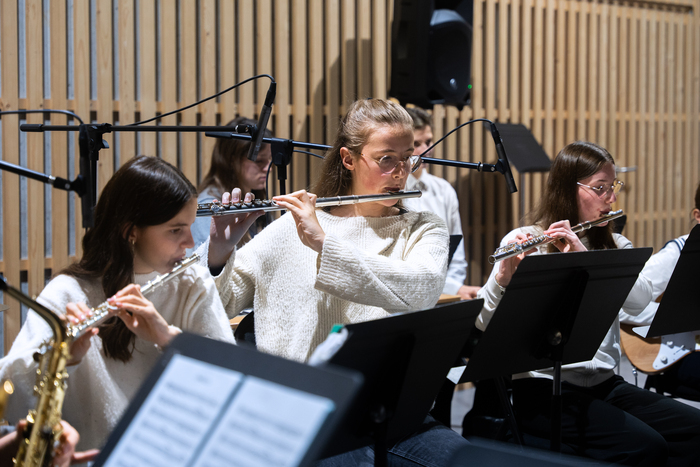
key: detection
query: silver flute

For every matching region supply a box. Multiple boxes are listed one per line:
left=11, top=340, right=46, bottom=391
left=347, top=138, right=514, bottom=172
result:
left=67, top=253, right=200, bottom=339
left=196, top=190, right=423, bottom=217
left=488, top=210, right=625, bottom=264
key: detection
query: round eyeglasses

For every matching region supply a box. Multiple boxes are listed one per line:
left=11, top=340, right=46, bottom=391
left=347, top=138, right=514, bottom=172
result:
left=363, top=154, right=422, bottom=174
left=576, top=179, right=624, bottom=198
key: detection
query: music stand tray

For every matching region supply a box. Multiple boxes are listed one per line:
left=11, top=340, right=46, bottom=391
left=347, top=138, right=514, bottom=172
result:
left=93, top=333, right=363, bottom=467
left=644, top=224, right=700, bottom=338
left=321, top=299, right=483, bottom=460
left=463, top=248, right=652, bottom=382
left=460, top=248, right=652, bottom=451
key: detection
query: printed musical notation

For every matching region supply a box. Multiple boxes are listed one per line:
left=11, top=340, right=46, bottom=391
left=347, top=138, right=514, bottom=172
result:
left=102, top=354, right=335, bottom=467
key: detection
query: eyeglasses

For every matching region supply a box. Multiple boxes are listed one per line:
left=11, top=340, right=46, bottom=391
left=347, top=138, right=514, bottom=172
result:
left=362, top=154, right=422, bottom=174
left=577, top=179, right=624, bottom=198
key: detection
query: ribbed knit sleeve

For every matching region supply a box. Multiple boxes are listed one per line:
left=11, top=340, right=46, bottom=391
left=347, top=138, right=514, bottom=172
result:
left=315, top=213, right=448, bottom=312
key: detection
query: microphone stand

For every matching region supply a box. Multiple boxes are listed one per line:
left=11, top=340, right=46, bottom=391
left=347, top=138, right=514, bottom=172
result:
left=205, top=132, right=331, bottom=196
left=19, top=123, right=264, bottom=227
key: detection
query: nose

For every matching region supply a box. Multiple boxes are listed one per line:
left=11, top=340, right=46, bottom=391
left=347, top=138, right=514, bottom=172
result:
left=183, top=230, right=195, bottom=249
left=392, top=162, right=409, bottom=177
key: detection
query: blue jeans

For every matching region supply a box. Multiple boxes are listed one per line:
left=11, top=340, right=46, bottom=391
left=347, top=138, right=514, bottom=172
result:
left=316, top=415, right=468, bottom=467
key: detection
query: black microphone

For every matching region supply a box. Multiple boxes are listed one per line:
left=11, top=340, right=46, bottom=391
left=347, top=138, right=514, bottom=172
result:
left=489, top=122, right=518, bottom=194
left=247, top=81, right=276, bottom=161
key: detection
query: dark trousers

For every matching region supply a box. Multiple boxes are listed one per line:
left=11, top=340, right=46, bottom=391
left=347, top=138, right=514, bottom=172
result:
left=512, top=375, right=700, bottom=466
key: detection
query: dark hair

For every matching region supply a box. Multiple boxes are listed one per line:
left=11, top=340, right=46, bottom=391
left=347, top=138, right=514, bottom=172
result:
left=695, top=181, right=700, bottom=211
left=62, top=156, right=196, bottom=362
left=405, top=107, right=433, bottom=130
left=527, top=141, right=617, bottom=251
left=198, top=116, right=272, bottom=200
left=313, top=98, right=413, bottom=199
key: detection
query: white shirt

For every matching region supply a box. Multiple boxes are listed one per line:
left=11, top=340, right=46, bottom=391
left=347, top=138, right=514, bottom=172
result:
left=404, top=171, right=467, bottom=295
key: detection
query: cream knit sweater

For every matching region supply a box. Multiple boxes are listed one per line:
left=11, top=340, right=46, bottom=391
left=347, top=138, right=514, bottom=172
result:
left=199, top=209, right=449, bottom=362
left=0, top=264, right=234, bottom=453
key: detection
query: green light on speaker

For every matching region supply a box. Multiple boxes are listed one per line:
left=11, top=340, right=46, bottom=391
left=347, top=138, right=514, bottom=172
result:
left=468, top=84, right=472, bottom=89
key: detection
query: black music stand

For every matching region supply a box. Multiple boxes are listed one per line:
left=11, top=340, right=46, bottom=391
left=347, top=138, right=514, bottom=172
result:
left=641, top=224, right=700, bottom=338
left=460, top=248, right=652, bottom=452
left=93, top=333, right=363, bottom=467
left=319, top=299, right=483, bottom=467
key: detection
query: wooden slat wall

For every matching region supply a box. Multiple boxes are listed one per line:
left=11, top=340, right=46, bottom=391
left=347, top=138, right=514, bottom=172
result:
left=1, top=0, right=699, bottom=353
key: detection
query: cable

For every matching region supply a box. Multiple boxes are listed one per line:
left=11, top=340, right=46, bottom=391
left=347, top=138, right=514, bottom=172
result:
left=127, top=74, right=276, bottom=126
left=0, top=109, right=84, bottom=124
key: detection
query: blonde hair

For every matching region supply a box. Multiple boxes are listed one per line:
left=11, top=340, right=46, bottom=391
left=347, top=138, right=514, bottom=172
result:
left=313, top=98, right=413, bottom=198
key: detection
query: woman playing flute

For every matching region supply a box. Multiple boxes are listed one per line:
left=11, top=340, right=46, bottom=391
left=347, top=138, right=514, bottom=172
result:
left=0, top=156, right=234, bottom=456
left=475, top=141, right=700, bottom=466
left=198, top=98, right=468, bottom=466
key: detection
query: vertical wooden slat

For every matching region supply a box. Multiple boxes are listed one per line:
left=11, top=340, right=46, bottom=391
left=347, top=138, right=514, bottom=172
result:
left=647, top=12, right=658, bottom=247
left=565, top=0, right=577, bottom=142
left=96, top=0, right=114, bottom=190
left=372, top=1, right=387, bottom=100
left=357, top=0, right=372, bottom=99
left=118, top=0, right=136, bottom=163
left=543, top=0, right=555, bottom=157
left=309, top=0, right=325, bottom=185
left=587, top=3, right=598, bottom=143
left=72, top=0, right=90, bottom=259
left=199, top=0, right=217, bottom=183
left=341, top=0, right=356, bottom=105
left=532, top=0, right=544, bottom=204
left=554, top=0, right=566, bottom=152
left=598, top=3, right=609, bottom=147
left=520, top=0, right=532, bottom=212
left=273, top=0, right=291, bottom=197
left=510, top=0, right=521, bottom=125
left=466, top=0, right=485, bottom=284
left=627, top=6, right=639, bottom=243
left=291, top=0, right=308, bottom=192
left=50, top=1, right=69, bottom=274
left=238, top=0, right=255, bottom=119
left=139, top=0, right=157, bottom=157
left=577, top=1, right=587, bottom=138
left=325, top=0, right=341, bottom=144
left=26, top=0, right=45, bottom=298
left=179, top=0, right=197, bottom=182
left=218, top=1, right=236, bottom=124
left=2, top=0, right=22, bottom=351
left=484, top=0, right=497, bottom=270
left=159, top=1, right=178, bottom=167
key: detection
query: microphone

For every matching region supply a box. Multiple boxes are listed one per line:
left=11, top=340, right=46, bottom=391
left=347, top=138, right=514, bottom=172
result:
left=247, top=81, right=277, bottom=161
left=489, top=122, right=518, bottom=194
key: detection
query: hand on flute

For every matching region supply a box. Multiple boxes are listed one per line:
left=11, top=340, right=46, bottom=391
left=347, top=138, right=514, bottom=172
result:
left=273, top=190, right=326, bottom=253
left=543, top=220, right=587, bottom=253
left=208, top=188, right=265, bottom=268
left=495, top=233, right=537, bottom=288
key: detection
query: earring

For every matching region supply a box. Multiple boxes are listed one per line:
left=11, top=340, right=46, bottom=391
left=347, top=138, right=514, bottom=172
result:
left=130, top=239, right=135, bottom=246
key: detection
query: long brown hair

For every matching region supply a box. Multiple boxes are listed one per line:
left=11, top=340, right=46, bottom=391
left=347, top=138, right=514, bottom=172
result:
left=198, top=116, right=272, bottom=200
left=62, top=156, right=196, bottom=362
left=313, top=98, right=413, bottom=199
left=527, top=141, right=617, bottom=251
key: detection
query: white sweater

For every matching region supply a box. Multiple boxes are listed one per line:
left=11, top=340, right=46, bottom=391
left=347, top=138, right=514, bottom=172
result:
left=0, top=264, right=234, bottom=453
left=476, top=226, right=653, bottom=387
left=198, top=209, right=449, bottom=362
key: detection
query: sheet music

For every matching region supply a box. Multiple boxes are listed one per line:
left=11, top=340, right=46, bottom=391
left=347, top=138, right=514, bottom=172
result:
left=101, top=354, right=335, bottom=467
left=102, top=354, right=244, bottom=467
left=192, top=376, right=335, bottom=467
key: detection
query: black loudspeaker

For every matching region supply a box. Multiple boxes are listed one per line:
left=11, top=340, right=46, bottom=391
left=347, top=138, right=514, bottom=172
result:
left=389, top=0, right=473, bottom=110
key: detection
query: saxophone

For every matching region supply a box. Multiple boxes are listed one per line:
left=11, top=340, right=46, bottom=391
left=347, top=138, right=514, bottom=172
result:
left=0, top=254, right=199, bottom=467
